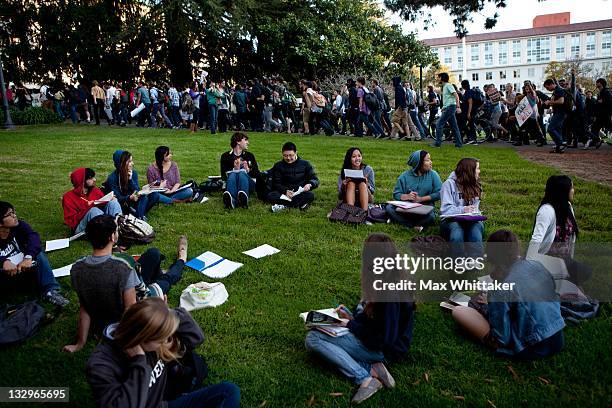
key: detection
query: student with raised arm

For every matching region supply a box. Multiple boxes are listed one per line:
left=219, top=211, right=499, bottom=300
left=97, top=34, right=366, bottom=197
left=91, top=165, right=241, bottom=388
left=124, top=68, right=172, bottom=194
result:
left=386, top=150, right=442, bottom=231
left=338, top=147, right=375, bottom=211
left=305, top=233, right=415, bottom=404
left=220, top=132, right=260, bottom=209
left=147, top=146, right=193, bottom=204
left=86, top=297, right=240, bottom=408
left=106, top=150, right=160, bottom=221
left=452, top=230, right=565, bottom=359
left=62, top=167, right=122, bottom=234
left=440, top=158, right=484, bottom=257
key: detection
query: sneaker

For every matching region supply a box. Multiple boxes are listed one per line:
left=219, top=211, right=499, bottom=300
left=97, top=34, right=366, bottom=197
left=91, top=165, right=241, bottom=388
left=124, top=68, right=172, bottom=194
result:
left=237, top=191, right=249, bottom=209
left=466, top=140, right=477, bottom=145
left=583, top=139, right=592, bottom=150
left=223, top=191, right=235, bottom=209
left=371, top=362, right=396, bottom=388
left=44, top=290, right=69, bottom=308
left=271, top=204, right=287, bottom=213
left=299, top=202, right=310, bottom=211
left=351, top=377, right=383, bottom=405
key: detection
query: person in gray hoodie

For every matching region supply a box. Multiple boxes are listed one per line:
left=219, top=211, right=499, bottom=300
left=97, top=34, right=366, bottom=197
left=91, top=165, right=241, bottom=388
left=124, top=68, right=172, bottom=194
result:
left=86, top=297, right=240, bottom=408
left=440, top=158, right=484, bottom=257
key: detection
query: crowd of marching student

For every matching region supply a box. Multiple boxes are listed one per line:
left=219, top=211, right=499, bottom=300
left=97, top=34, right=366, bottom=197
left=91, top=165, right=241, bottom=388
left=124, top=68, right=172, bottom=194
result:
left=0, top=125, right=598, bottom=404
left=4, top=71, right=610, bottom=151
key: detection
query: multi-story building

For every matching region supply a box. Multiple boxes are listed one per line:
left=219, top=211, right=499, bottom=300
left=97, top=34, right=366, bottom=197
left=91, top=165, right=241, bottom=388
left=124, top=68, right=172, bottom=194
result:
left=423, top=12, right=612, bottom=90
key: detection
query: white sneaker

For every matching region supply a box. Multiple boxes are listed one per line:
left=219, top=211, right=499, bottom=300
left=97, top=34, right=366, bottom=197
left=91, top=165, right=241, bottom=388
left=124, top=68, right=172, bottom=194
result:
left=271, top=204, right=287, bottom=213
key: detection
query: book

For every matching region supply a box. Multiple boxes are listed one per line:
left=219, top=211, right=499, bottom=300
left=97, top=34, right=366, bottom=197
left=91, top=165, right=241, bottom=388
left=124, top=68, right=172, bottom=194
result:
left=386, top=200, right=422, bottom=209
left=299, top=308, right=349, bottom=337
left=94, top=191, right=114, bottom=205
left=163, top=182, right=194, bottom=195
left=439, top=211, right=482, bottom=219
left=242, top=244, right=280, bottom=259
left=280, top=186, right=305, bottom=202
left=343, top=169, right=365, bottom=181
left=439, top=292, right=472, bottom=311
left=138, top=185, right=168, bottom=196
left=186, top=251, right=243, bottom=279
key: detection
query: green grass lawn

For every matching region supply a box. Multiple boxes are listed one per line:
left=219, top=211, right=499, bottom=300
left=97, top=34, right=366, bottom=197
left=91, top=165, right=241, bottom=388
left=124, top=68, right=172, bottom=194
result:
left=0, top=125, right=610, bottom=407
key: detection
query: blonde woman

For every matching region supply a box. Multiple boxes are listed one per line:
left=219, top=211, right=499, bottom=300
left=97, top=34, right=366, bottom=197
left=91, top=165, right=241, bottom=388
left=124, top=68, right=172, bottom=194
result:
left=86, top=298, right=240, bottom=407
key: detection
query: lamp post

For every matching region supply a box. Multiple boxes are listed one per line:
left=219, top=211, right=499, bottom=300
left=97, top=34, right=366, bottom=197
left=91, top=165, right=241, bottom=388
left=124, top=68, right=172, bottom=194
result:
left=0, top=54, right=15, bottom=129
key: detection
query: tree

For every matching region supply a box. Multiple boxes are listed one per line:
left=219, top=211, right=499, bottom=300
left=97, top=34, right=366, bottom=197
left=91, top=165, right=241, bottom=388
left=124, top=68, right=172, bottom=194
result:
left=544, top=58, right=604, bottom=92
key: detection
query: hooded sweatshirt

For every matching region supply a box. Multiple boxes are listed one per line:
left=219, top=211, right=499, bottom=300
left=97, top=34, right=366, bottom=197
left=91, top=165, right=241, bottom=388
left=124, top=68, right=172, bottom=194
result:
left=62, top=168, right=104, bottom=230
left=440, top=171, right=481, bottom=216
left=392, top=150, right=442, bottom=204
left=106, top=150, right=140, bottom=205
left=392, top=76, right=407, bottom=109
left=86, top=307, right=204, bottom=408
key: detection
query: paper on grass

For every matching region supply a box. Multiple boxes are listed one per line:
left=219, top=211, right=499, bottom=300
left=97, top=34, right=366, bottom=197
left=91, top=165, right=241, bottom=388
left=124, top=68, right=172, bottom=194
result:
left=186, top=251, right=242, bottom=279
left=45, top=238, right=70, bottom=252
left=242, top=244, right=280, bottom=259
left=53, top=264, right=73, bottom=278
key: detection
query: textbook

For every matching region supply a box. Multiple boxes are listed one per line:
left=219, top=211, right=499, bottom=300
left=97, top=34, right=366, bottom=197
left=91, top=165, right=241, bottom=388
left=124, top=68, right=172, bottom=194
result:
left=386, top=200, right=422, bottom=209
left=439, top=292, right=472, bottom=311
left=299, top=308, right=349, bottom=337
left=343, top=169, right=365, bottom=181
left=439, top=211, right=482, bottom=219
left=163, top=182, right=194, bottom=195
left=93, top=191, right=114, bottom=205
left=280, top=186, right=305, bottom=202
left=186, top=251, right=243, bottom=279
left=138, top=185, right=168, bottom=196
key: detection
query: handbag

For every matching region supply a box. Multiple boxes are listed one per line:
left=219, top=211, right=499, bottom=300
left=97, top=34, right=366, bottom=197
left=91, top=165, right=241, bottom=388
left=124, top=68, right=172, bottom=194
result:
left=329, top=203, right=367, bottom=224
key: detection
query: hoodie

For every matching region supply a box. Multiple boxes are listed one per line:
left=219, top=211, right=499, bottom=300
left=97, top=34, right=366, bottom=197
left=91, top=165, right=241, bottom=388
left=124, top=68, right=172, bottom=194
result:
left=86, top=307, right=204, bottom=408
left=440, top=171, right=481, bottom=216
left=106, top=150, right=140, bottom=205
left=62, top=168, right=104, bottom=230
left=393, top=76, right=407, bottom=109
left=391, top=151, right=442, bottom=203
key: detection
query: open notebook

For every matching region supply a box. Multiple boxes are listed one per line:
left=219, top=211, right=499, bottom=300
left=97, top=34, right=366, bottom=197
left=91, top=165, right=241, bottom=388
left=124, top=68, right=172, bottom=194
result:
left=186, top=251, right=243, bottom=279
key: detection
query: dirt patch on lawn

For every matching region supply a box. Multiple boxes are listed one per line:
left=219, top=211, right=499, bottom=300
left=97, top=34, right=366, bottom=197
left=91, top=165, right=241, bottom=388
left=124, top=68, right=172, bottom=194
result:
left=515, top=145, right=612, bottom=186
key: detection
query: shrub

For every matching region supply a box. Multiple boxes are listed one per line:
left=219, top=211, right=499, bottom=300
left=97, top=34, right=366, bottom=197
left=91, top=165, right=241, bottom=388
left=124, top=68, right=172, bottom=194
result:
left=0, top=106, right=63, bottom=125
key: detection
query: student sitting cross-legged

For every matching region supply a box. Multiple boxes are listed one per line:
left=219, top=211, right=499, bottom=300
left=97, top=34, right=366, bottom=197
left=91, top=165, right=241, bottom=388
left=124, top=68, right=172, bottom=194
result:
left=305, top=233, right=415, bottom=405
left=386, top=150, right=441, bottom=232
left=63, top=215, right=187, bottom=353
left=338, top=147, right=375, bottom=211
left=220, top=132, right=260, bottom=209
left=86, top=297, right=241, bottom=408
left=452, top=229, right=565, bottom=359
left=62, top=167, right=122, bottom=234
left=147, top=146, right=194, bottom=204
left=266, top=141, right=319, bottom=212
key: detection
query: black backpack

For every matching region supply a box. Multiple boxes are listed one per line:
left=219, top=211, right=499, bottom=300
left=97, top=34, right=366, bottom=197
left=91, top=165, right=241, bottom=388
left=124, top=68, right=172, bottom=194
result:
left=117, top=214, right=156, bottom=246
left=471, top=90, right=484, bottom=108
left=0, top=301, right=46, bottom=347
left=364, top=91, right=380, bottom=111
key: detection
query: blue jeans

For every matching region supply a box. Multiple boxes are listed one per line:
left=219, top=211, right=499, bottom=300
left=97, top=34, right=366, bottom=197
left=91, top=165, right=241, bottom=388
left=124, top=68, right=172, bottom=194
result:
left=356, top=112, right=383, bottom=137
left=209, top=104, right=218, bottom=133
left=410, top=110, right=425, bottom=138
left=226, top=172, right=255, bottom=200
left=157, top=188, right=194, bottom=204
left=138, top=248, right=185, bottom=294
left=305, top=330, right=384, bottom=384
left=170, top=106, right=181, bottom=126
left=167, top=382, right=240, bottom=408
left=547, top=112, right=566, bottom=146
left=440, top=220, right=484, bottom=258
left=435, top=105, right=462, bottom=147
left=70, top=103, right=78, bottom=124
left=130, top=192, right=160, bottom=219
left=75, top=200, right=122, bottom=234
left=386, top=204, right=435, bottom=228
left=1, top=252, right=60, bottom=295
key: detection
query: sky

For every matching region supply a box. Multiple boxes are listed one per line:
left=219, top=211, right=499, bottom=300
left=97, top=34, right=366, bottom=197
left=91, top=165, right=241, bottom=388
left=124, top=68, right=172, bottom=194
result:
left=385, top=0, right=612, bottom=40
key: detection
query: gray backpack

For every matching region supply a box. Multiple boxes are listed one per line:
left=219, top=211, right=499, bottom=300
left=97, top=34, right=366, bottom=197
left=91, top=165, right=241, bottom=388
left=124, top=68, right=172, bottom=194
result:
left=0, top=301, right=46, bottom=347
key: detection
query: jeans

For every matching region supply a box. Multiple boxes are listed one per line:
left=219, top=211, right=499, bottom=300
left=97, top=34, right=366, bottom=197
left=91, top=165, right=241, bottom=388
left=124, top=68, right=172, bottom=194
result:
left=226, top=172, right=255, bottom=201
left=463, top=113, right=477, bottom=141
left=138, top=103, right=151, bottom=127
left=129, top=192, right=160, bottom=219
left=54, top=101, right=64, bottom=119
left=372, top=109, right=384, bottom=134
left=157, top=188, right=194, bottom=205
left=440, top=220, right=484, bottom=258
left=386, top=204, right=435, bottom=228
left=356, top=112, right=383, bottom=137
left=70, top=103, right=78, bottom=124
left=305, top=330, right=384, bottom=384
left=490, top=105, right=504, bottom=131
left=1, top=252, right=60, bottom=295
left=138, top=248, right=185, bottom=294
left=209, top=104, right=218, bottom=133
left=170, top=106, right=181, bottom=127
left=264, top=105, right=280, bottom=132
left=435, top=105, right=462, bottom=147
left=150, top=103, right=161, bottom=128
left=75, top=200, right=123, bottom=234
left=547, top=112, right=566, bottom=146
left=167, top=382, right=240, bottom=408
left=409, top=110, right=425, bottom=138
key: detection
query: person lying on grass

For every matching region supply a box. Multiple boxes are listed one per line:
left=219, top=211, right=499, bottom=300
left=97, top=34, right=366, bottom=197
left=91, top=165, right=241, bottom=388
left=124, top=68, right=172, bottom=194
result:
left=452, top=229, right=565, bottom=359
left=305, top=233, right=415, bottom=405
left=63, top=215, right=188, bottom=353
left=337, top=147, right=375, bottom=211
left=86, top=297, right=240, bottom=408
left=147, top=146, right=194, bottom=204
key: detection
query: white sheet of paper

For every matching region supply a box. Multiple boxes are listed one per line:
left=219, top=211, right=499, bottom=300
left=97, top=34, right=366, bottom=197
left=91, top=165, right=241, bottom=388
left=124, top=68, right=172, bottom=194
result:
left=280, top=186, right=305, bottom=202
left=194, top=251, right=242, bottom=279
left=242, top=244, right=280, bottom=259
left=8, top=253, right=24, bottom=265
left=343, top=169, right=365, bottom=179
left=69, top=231, right=86, bottom=241
left=53, top=264, right=73, bottom=278
left=45, top=238, right=70, bottom=252
left=94, top=191, right=114, bottom=205
left=386, top=200, right=422, bottom=209
left=439, top=211, right=482, bottom=219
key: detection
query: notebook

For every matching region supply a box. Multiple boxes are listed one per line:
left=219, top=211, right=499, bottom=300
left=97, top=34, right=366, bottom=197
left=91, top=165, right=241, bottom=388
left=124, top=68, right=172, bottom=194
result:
left=186, top=251, right=243, bottom=279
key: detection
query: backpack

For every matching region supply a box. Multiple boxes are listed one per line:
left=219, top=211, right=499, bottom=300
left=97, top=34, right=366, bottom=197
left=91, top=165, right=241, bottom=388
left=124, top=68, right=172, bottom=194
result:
left=471, top=90, right=484, bottom=108
left=182, top=93, right=194, bottom=113
left=563, top=89, right=575, bottom=111
left=313, top=92, right=327, bottom=107
left=0, top=301, right=46, bottom=347
left=329, top=203, right=368, bottom=224
left=197, top=178, right=224, bottom=193
left=256, top=170, right=273, bottom=201
left=117, top=214, right=155, bottom=245
left=364, top=91, right=380, bottom=111
left=164, top=349, right=209, bottom=401
left=367, top=204, right=389, bottom=223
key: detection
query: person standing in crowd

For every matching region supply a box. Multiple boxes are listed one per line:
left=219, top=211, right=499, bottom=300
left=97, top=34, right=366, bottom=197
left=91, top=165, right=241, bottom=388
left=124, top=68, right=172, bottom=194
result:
left=585, top=78, right=611, bottom=149
left=220, top=132, right=260, bottom=209
left=233, top=84, right=248, bottom=131
left=206, top=81, right=221, bottom=134
left=371, top=79, right=387, bottom=138
left=426, top=85, right=439, bottom=138
left=514, top=83, right=545, bottom=146
left=168, top=83, right=181, bottom=128
left=217, top=81, right=230, bottom=133
left=355, top=77, right=383, bottom=138
left=543, top=78, right=568, bottom=153
left=405, top=82, right=425, bottom=140
left=434, top=73, right=462, bottom=148
left=300, top=80, right=314, bottom=135
left=135, top=81, right=152, bottom=128
left=91, top=80, right=106, bottom=126
left=460, top=80, right=479, bottom=145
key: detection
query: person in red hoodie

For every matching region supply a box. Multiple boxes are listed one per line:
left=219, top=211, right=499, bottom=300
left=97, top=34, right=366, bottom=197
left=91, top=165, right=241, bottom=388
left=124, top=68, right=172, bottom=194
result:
left=62, top=168, right=122, bottom=234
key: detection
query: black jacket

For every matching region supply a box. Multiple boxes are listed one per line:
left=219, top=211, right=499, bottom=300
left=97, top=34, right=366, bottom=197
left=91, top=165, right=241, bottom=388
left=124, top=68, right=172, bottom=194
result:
left=271, top=157, right=319, bottom=193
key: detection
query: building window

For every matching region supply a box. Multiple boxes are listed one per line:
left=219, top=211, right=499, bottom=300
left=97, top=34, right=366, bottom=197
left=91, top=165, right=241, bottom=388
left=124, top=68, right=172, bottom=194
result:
left=603, top=61, right=611, bottom=72
left=512, top=40, right=521, bottom=63
left=571, top=34, right=580, bottom=57
left=458, top=74, right=463, bottom=82
left=500, top=70, right=507, bottom=79
left=471, top=44, right=479, bottom=68
left=457, top=45, right=463, bottom=68
left=472, top=73, right=479, bottom=81
left=444, top=47, right=452, bottom=65
left=527, top=37, right=550, bottom=62
left=556, top=35, right=565, bottom=59
left=498, top=41, right=508, bottom=65
left=484, top=42, right=493, bottom=66
left=528, top=68, right=535, bottom=77
left=586, top=32, right=595, bottom=57
left=499, top=84, right=505, bottom=91
left=486, top=72, right=493, bottom=80
left=514, top=83, right=520, bottom=91
left=513, top=69, right=520, bottom=78
left=602, top=31, right=611, bottom=57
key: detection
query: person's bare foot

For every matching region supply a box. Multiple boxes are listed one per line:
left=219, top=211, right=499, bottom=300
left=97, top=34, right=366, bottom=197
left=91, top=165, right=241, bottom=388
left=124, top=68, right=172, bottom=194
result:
left=178, top=235, right=188, bottom=261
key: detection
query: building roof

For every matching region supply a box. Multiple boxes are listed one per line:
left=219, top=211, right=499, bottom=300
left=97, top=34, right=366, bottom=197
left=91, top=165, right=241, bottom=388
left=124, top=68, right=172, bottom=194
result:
left=423, top=19, right=612, bottom=47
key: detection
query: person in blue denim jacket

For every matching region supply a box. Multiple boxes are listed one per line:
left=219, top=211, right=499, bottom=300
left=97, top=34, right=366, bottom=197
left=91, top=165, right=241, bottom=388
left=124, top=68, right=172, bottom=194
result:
left=452, top=229, right=565, bottom=359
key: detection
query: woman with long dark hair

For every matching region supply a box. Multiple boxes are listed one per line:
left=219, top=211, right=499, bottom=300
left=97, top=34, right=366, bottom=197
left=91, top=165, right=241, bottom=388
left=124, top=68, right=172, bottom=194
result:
left=106, top=150, right=161, bottom=220
left=338, top=147, right=375, bottom=210
left=86, top=297, right=240, bottom=407
left=147, top=146, right=193, bottom=204
left=305, top=233, right=415, bottom=404
left=440, top=158, right=484, bottom=256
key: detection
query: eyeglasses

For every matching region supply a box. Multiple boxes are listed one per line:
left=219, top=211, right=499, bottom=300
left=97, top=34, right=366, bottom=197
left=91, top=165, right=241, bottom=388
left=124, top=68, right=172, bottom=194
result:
left=3, top=210, right=16, bottom=219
